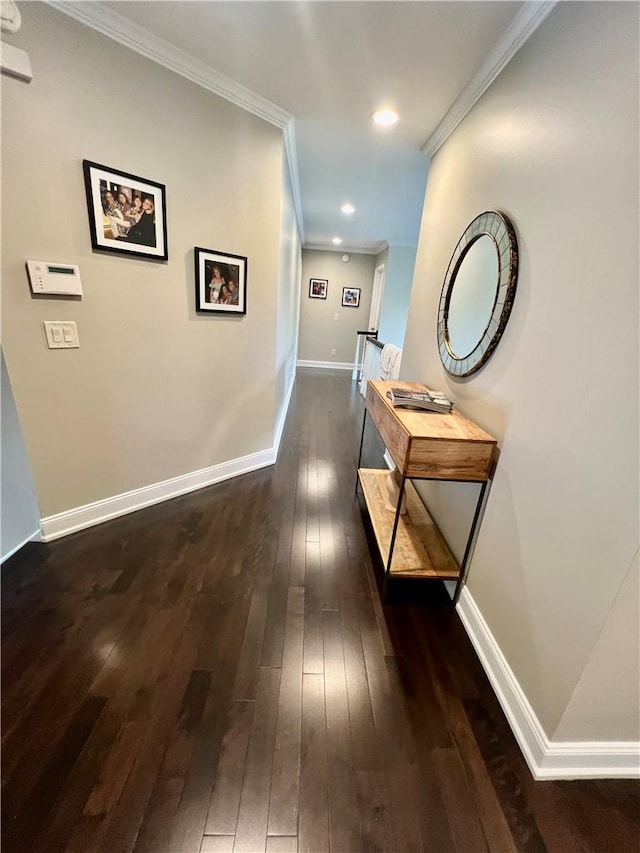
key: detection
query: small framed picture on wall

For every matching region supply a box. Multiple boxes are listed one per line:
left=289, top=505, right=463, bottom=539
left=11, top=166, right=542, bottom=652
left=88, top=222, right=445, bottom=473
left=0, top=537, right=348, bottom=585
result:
left=309, top=278, right=328, bottom=299
left=194, top=247, right=247, bottom=315
left=342, top=287, right=361, bottom=307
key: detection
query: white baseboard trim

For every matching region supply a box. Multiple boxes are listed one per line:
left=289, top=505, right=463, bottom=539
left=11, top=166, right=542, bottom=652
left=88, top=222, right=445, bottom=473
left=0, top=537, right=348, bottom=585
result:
left=1, top=527, right=42, bottom=563
left=38, top=377, right=299, bottom=543
left=39, top=447, right=276, bottom=542
left=274, top=370, right=296, bottom=452
left=456, top=587, right=640, bottom=780
left=297, top=360, right=353, bottom=371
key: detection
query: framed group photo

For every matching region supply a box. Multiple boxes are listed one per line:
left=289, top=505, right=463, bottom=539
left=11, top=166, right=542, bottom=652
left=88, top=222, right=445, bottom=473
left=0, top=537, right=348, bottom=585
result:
left=195, top=247, right=247, bottom=315
left=83, top=160, right=168, bottom=261
left=309, top=278, right=328, bottom=299
left=342, top=287, right=361, bottom=307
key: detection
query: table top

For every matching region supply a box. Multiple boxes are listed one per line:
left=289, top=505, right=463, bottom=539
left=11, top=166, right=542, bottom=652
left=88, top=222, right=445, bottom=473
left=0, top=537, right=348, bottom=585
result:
left=369, top=380, right=497, bottom=445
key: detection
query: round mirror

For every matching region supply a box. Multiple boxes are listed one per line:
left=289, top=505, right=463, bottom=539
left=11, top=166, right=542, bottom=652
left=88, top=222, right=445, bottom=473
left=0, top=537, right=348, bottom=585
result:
left=447, top=235, right=499, bottom=357
left=437, top=210, right=518, bottom=378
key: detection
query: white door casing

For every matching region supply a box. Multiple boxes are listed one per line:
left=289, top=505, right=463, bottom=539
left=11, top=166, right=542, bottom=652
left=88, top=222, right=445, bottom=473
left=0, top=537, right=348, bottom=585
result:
left=368, top=264, right=386, bottom=333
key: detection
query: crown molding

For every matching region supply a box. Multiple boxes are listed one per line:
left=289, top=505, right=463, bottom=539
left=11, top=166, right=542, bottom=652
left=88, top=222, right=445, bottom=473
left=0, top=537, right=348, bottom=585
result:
left=303, top=242, right=381, bottom=256
left=422, top=0, right=557, bottom=158
left=46, top=1, right=305, bottom=238
left=46, top=1, right=292, bottom=130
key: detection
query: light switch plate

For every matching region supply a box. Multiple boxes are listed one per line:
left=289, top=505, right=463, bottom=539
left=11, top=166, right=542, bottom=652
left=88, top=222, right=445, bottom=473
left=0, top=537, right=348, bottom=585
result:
left=44, top=321, right=79, bottom=349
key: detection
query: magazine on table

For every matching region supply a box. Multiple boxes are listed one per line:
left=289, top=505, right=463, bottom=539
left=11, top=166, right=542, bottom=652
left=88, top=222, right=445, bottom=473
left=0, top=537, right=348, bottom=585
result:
left=386, top=384, right=453, bottom=413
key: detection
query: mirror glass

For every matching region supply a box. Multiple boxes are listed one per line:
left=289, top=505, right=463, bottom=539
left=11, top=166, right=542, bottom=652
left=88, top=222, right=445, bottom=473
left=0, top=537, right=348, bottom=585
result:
left=447, top=235, right=498, bottom=357
left=437, top=211, right=518, bottom=378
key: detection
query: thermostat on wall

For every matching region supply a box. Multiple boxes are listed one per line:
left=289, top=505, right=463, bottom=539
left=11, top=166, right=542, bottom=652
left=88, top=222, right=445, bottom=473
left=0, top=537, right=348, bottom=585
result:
left=26, top=260, right=83, bottom=296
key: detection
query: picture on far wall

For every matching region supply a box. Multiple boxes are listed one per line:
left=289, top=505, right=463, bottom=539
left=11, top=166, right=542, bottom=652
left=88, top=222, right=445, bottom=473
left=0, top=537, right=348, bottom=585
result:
left=342, top=287, right=361, bottom=308
left=309, top=278, right=328, bottom=299
left=194, top=247, right=247, bottom=315
left=82, top=160, right=168, bottom=261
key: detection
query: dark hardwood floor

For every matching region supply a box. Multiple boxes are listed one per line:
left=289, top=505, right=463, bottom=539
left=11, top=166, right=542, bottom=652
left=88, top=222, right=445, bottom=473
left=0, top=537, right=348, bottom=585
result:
left=2, top=368, right=638, bottom=853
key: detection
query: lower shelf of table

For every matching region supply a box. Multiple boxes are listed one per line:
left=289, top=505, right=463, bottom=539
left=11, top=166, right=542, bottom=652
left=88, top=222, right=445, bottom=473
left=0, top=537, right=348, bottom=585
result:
left=358, top=468, right=461, bottom=580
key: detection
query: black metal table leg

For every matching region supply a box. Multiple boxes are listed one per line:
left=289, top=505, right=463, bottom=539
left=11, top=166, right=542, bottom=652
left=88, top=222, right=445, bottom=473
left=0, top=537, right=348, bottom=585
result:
left=453, top=479, right=490, bottom=604
left=355, top=408, right=368, bottom=494
left=382, top=473, right=406, bottom=602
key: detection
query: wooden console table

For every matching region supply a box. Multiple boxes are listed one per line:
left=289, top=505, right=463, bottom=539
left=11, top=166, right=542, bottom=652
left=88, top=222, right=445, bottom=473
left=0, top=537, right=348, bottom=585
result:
left=356, top=380, right=498, bottom=602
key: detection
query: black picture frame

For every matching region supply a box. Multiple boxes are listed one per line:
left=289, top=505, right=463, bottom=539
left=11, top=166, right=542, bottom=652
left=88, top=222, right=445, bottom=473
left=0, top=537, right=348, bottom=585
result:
left=82, top=160, right=168, bottom=261
left=342, top=287, right=361, bottom=307
left=309, top=278, right=328, bottom=299
left=194, top=247, right=247, bottom=315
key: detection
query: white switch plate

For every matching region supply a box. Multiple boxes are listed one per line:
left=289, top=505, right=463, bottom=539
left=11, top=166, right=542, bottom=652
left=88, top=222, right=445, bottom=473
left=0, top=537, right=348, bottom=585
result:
left=333, top=313, right=339, bottom=321
left=1, top=43, right=33, bottom=83
left=44, top=321, right=79, bottom=349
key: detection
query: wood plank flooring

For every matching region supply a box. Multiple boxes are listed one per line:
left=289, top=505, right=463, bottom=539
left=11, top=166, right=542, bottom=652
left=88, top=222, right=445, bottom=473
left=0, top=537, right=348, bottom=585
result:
left=2, top=368, right=638, bottom=852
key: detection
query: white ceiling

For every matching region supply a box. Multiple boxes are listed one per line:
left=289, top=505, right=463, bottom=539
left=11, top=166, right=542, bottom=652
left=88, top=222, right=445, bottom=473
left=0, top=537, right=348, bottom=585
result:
left=83, top=1, right=532, bottom=252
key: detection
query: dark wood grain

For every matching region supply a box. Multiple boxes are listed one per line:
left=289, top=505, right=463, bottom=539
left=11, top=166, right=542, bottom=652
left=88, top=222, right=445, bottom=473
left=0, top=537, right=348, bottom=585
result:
left=2, top=695, right=107, bottom=852
left=298, top=673, right=329, bottom=853
left=2, top=369, right=638, bottom=853
left=355, top=769, right=393, bottom=853
left=204, top=700, right=255, bottom=836
left=302, top=540, right=324, bottom=674
left=323, top=610, right=362, bottom=853
left=233, top=666, right=281, bottom=853
left=268, top=586, right=304, bottom=836
left=433, top=747, right=490, bottom=852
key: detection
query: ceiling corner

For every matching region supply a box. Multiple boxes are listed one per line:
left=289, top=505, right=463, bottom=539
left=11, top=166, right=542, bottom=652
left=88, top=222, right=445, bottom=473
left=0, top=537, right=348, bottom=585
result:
left=422, top=0, right=557, bottom=158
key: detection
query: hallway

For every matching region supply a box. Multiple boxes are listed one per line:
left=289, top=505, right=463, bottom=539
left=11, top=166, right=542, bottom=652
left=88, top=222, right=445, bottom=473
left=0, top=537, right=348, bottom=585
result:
left=2, top=369, right=638, bottom=853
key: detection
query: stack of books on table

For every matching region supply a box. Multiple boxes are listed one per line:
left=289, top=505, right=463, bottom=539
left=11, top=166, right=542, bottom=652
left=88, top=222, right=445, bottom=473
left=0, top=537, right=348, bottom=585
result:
left=387, top=385, right=453, bottom=414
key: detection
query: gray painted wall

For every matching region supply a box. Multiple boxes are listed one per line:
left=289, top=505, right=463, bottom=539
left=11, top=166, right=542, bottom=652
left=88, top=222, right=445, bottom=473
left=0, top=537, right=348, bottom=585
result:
left=2, top=3, right=296, bottom=523
left=298, top=250, right=375, bottom=365
left=402, top=2, right=639, bottom=742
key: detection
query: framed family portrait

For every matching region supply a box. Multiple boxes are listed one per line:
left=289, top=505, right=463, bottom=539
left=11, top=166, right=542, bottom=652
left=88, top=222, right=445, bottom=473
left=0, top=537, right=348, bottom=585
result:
left=83, top=160, right=168, bottom=261
left=342, top=287, right=361, bottom=307
left=194, top=247, right=247, bottom=315
left=309, top=278, right=328, bottom=299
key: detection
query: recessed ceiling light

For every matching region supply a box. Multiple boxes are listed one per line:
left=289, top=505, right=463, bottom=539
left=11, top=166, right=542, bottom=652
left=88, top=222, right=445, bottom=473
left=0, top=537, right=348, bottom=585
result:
left=372, top=109, right=399, bottom=127
left=332, top=237, right=343, bottom=245
left=341, top=203, right=355, bottom=215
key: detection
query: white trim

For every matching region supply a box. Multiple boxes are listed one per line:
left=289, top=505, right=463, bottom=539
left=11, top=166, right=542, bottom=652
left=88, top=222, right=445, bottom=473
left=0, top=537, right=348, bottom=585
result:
left=283, top=120, right=305, bottom=244
left=37, top=375, right=298, bottom=543
left=368, top=264, right=386, bottom=334
left=46, top=1, right=292, bottom=130
left=1, top=527, right=41, bottom=563
left=274, top=370, right=296, bottom=452
left=456, top=587, right=640, bottom=779
left=422, top=1, right=557, bottom=158
left=46, top=1, right=305, bottom=248
left=303, top=242, right=383, bottom=256
left=39, top=448, right=276, bottom=542
left=297, top=360, right=352, bottom=371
